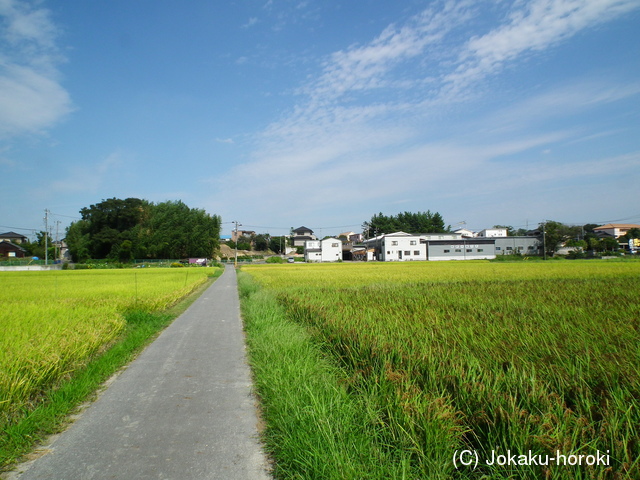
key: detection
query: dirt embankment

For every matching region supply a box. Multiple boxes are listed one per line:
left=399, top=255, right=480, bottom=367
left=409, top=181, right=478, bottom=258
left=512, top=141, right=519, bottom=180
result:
left=219, top=243, right=273, bottom=258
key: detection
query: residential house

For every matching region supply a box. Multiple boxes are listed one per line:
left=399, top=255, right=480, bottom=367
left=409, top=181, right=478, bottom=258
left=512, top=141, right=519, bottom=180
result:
left=292, top=226, right=316, bottom=247
left=339, top=231, right=364, bottom=242
left=453, top=228, right=477, bottom=238
left=304, top=237, right=343, bottom=262
left=231, top=230, right=256, bottom=242
left=0, top=231, right=28, bottom=244
left=0, top=241, right=26, bottom=258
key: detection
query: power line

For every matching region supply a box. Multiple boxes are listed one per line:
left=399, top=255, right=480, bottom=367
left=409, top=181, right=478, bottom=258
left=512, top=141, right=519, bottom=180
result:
left=240, top=223, right=362, bottom=231
left=0, top=224, right=39, bottom=232
left=48, top=211, right=82, bottom=220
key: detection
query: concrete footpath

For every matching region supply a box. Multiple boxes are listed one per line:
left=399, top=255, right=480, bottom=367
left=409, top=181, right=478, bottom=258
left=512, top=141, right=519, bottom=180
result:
left=9, top=265, right=271, bottom=480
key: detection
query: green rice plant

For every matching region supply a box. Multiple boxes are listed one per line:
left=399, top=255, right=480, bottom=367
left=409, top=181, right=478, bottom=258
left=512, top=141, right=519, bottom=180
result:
left=242, top=261, right=640, bottom=479
left=0, top=268, right=215, bottom=430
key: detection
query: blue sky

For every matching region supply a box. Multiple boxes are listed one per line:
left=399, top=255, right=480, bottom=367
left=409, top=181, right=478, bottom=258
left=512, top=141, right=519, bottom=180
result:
left=1, top=0, right=639, bottom=239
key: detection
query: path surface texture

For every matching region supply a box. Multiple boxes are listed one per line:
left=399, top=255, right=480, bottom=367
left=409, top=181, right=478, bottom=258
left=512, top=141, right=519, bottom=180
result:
left=13, top=265, right=271, bottom=480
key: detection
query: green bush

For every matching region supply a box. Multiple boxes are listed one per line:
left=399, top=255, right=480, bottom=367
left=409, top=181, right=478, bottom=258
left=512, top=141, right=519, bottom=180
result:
left=266, top=256, right=285, bottom=264
left=170, top=262, right=185, bottom=268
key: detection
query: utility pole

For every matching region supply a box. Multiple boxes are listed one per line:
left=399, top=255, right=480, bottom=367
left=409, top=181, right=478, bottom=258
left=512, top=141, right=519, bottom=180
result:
left=55, top=220, right=61, bottom=262
left=44, top=209, right=49, bottom=265
left=233, top=220, right=241, bottom=267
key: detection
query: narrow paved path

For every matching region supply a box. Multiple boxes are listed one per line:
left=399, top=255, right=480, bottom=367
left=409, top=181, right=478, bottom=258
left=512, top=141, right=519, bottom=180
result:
left=12, top=265, right=271, bottom=480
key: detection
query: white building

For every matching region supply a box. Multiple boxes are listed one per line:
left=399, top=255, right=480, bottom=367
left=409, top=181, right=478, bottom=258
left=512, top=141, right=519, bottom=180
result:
left=304, top=237, right=343, bottom=262
left=478, top=228, right=508, bottom=237
left=362, top=231, right=542, bottom=261
left=453, top=228, right=477, bottom=238
left=362, top=232, right=428, bottom=261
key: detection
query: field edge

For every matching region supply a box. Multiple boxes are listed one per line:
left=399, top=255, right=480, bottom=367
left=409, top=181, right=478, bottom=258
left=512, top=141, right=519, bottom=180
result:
left=0, top=267, right=223, bottom=473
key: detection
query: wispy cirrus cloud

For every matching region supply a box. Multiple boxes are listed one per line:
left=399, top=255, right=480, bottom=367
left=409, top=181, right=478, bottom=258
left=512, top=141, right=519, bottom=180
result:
left=444, top=0, right=640, bottom=96
left=303, top=0, right=474, bottom=104
left=44, top=152, right=125, bottom=195
left=0, top=0, right=73, bottom=139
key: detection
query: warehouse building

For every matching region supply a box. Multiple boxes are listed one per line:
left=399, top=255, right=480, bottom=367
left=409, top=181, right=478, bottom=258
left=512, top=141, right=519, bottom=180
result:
left=362, top=232, right=542, bottom=261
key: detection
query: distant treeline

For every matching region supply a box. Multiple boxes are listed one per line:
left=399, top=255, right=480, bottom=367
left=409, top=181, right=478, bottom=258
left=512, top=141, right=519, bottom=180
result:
left=362, top=211, right=447, bottom=237
left=66, top=198, right=221, bottom=262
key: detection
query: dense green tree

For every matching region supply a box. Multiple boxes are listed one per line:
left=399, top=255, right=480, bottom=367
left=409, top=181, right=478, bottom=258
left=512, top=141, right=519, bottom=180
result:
left=253, top=234, right=270, bottom=251
left=78, top=197, right=148, bottom=259
left=600, top=237, right=620, bottom=252
left=362, top=211, right=446, bottom=237
left=136, top=200, right=220, bottom=259
left=66, top=198, right=220, bottom=261
left=268, top=236, right=287, bottom=254
left=540, top=221, right=582, bottom=257
left=65, top=220, right=91, bottom=262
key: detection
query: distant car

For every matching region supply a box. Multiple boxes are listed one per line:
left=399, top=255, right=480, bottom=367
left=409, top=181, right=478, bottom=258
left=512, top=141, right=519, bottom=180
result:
left=287, top=257, right=295, bottom=263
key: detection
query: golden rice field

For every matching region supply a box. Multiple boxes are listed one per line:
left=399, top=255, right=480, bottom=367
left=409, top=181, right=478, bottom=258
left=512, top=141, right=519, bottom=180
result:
left=242, top=260, right=640, bottom=478
left=0, top=268, right=215, bottom=426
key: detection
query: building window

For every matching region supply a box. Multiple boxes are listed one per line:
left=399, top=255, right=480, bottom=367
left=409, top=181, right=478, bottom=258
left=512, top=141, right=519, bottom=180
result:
left=506, top=247, right=513, bottom=251
left=332, top=243, right=339, bottom=247
left=478, top=249, right=483, bottom=252
left=404, top=251, right=410, bottom=256
left=414, top=251, right=420, bottom=256
left=391, top=241, right=398, bottom=246
left=518, top=246, right=524, bottom=251
left=455, top=249, right=462, bottom=253
left=466, top=249, right=472, bottom=252
left=410, top=240, right=417, bottom=245
left=496, top=247, right=501, bottom=251
left=444, top=249, right=450, bottom=253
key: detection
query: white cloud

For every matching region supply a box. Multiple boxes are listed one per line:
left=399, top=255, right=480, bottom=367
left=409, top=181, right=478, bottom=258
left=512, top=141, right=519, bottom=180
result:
left=475, top=78, right=640, bottom=134
left=303, top=0, right=474, bottom=103
left=46, top=152, right=125, bottom=195
left=0, top=0, right=72, bottom=138
left=444, top=0, right=640, bottom=96
left=242, top=17, right=258, bottom=28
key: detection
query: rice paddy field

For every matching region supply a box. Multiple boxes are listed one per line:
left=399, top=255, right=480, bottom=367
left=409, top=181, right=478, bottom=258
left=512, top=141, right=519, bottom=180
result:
left=241, top=260, right=640, bottom=479
left=0, top=268, right=215, bottom=432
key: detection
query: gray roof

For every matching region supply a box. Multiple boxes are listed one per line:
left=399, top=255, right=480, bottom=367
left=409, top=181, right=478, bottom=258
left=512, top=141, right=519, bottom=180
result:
left=0, top=231, right=28, bottom=239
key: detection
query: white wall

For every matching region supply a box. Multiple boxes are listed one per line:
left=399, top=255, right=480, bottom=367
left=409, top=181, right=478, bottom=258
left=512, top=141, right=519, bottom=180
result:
left=304, top=239, right=342, bottom=262
left=320, top=238, right=342, bottom=262
left=381, top=236, right=426, bottom=261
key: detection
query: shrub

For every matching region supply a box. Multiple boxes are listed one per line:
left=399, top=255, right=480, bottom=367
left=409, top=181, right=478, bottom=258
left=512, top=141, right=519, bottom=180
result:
left=266, top=256, right=285, bottom=264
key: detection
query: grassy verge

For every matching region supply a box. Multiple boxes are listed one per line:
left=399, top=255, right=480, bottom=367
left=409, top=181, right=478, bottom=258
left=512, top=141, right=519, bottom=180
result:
left=0, top=268, right=223, bottom=472
left=239, top=271, right=426, bottom=480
